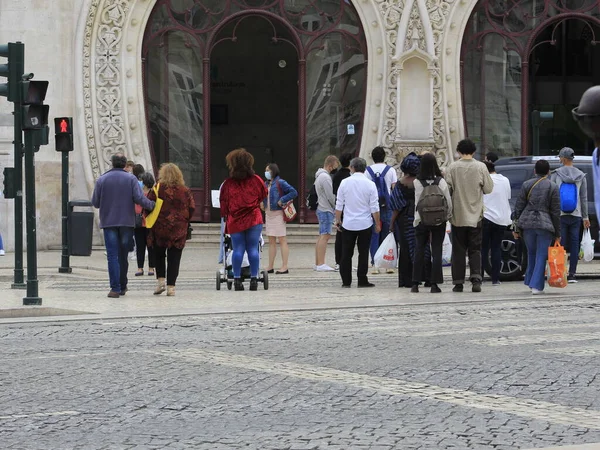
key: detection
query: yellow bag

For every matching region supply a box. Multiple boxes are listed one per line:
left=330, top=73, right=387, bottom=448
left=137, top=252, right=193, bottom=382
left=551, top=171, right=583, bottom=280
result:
left=145, top=183, right=163, bottom=229
left=547, top=242, right=567, bottom=288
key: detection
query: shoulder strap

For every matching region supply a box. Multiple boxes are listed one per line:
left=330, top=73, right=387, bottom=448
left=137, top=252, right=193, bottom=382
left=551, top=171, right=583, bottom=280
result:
left=432, top=177, right=441, bottom=186
left=276, top=179, right=283, bottom=196
left=366, top=166, right=376, bottom=178
left=153, top=183, right=160, bottom=199
left=381, top=165, right=391, bottom=177
left=527, top=177, right=546, bottom=200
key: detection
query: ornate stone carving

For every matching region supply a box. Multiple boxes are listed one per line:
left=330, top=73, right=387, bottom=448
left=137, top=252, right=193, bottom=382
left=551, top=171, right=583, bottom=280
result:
left=404, top=3, right=426, bottom=52
left=376, top=0, right=455, bottom=166
left=84, top=0, right=131, bottom=180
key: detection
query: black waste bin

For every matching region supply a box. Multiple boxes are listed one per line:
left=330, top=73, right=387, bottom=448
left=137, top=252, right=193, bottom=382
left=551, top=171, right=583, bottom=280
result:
left=68, top=200, right=94, bottom=256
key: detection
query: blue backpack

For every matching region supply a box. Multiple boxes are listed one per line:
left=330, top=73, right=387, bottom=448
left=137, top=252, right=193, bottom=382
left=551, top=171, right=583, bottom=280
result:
left=366, top=165, right=392, bottom=209
left=559, top=182, right=578, bottom=213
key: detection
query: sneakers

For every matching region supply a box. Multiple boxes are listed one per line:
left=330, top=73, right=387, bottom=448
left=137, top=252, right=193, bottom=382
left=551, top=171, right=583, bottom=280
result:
left=568, top=275, right=578, bottom=283
left=492, top=281, right=501, bottom=286
left=531, top=288, right=545, bottom=295
left=472, top=283, right=482, bottom=293
left=371, top=267, right=380, bottom=274
left=0, top=249, right=5, bottom=256
left=234, top=279, right=245, bottom=291
left=316, top=264, right=335, bottom=272
left=334, top=264, right=339, bottom=271
left=386, top=268, right=395, bottom=274
left=410, top=284, right=419, bottom=293
left=452, top=284, right=464, bottom=292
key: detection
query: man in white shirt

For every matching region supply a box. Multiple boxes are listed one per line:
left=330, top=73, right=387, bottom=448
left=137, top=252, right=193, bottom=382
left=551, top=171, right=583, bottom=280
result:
left=335, top=157, right=381, bottom=288
left=482, top=161, right=511, bottom=285
left=365, top=146, right=397, bottom=273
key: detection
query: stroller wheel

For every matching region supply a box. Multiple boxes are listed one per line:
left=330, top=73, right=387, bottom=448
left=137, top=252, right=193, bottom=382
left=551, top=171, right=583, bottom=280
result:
left=227, top=281, right=233, bottom=290
left=216, top=271, right=221, bottom=290
left=262, top=270, right=269, bottom=290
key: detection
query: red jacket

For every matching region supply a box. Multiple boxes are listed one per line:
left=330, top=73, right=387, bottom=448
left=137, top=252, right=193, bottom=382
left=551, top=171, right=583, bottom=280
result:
left=220, top=175, right=268, bottom=234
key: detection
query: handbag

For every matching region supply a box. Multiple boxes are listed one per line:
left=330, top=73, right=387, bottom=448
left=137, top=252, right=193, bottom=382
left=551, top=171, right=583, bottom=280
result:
left=547, top=242, right=568, bottom=288
left=276, top=180, right=297, bottom=222
left=145, top=183, right=163, bottom=229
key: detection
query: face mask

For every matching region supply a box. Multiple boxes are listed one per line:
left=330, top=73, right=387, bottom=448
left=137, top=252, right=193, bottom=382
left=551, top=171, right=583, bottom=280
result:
left=265, top=171, right=272, bottom=180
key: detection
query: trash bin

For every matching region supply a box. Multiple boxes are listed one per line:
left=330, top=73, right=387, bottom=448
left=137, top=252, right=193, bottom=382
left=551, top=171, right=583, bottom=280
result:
left=68, top=200, right=94, bottom=256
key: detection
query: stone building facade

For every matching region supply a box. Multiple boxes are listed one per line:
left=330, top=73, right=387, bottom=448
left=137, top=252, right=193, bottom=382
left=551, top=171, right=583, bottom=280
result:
left=0, top=0, right=598, bottom=249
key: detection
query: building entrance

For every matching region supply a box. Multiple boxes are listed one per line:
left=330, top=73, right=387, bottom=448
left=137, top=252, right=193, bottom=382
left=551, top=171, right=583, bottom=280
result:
left=461, top=1, right=600, bottom=157
left=209, top=16, right=299, bottom=221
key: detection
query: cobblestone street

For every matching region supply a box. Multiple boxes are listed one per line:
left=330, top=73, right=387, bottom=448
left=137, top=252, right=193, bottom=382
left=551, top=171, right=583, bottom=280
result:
left=2, top=296, right=600, bottom=449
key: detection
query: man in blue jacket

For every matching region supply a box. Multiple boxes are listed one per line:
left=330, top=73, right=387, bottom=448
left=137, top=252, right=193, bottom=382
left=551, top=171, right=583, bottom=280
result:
left=92, top=153, right=155, bottom=298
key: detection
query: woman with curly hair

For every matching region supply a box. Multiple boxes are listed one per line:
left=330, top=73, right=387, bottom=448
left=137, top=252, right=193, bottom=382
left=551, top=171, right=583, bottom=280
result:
left=220, top=148, right=268, bottom=291
left=147, top=163, right=195, bottom=296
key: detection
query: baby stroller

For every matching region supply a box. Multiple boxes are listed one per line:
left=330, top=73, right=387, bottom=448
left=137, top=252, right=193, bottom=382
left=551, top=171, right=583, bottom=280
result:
left=216, top=234, right=269, bottom=290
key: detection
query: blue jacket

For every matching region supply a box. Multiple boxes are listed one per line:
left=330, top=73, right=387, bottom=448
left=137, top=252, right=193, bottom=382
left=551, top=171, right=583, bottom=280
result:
left=91, top=168, right=155, bottom=228
left=264, top=176, right=298, bottom=211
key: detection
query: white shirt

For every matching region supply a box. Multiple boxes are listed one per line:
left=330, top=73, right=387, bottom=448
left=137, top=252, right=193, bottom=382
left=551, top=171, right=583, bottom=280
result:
left=336, top=172, right=380, bottom=231
left=483, top=173, right=512, bottom=226
left=365, top=163, right=397, bottom=194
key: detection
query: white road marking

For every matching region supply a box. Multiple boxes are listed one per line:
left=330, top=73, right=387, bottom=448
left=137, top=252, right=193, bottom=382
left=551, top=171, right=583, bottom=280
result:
left=540, top=344, right=600, bottom=356
left=153, top=348, right=600, bottom=429
left=471, top=332, right=600, bottom=347
left=0, top=411, right=80, bottom=420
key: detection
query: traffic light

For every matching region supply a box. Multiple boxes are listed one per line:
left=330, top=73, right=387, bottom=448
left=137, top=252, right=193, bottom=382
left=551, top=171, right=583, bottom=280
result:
left=54, top=117, right=73, bottom=152
left=0, top=42, right=24, bottom=102
left=21, top=80, right=49, bottom=130
left=3, top=167, right=16, bottom=199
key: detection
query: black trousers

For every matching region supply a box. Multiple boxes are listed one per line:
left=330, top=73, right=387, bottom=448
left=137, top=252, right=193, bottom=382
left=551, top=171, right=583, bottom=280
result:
left=413, top=223, right=446, bottom=284
left=451, top=223, right=483, bottom=284
left=154, top=246, right=183, bottom=286
left=340, top=226, right=372, bottom=286
left=134, top=227, right=155, bottom=269
left=335, top=228, right=343, bottom=265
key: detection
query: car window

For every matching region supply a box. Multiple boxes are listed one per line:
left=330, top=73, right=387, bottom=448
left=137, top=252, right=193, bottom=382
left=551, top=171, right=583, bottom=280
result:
left=579, top=166, right=595, bottom=203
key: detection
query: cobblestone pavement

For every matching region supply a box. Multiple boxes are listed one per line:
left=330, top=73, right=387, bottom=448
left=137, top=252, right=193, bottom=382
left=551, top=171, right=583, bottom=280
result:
left=2, top=298, right=600, bottom=449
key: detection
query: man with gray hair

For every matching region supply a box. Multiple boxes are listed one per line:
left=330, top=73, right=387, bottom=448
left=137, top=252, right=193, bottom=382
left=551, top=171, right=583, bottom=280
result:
left=92, top=153, right=156, bottom=298
left=335, top=157, right=381, bottom=288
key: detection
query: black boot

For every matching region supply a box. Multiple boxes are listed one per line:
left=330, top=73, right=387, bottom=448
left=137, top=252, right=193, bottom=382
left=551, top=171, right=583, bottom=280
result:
left=234, top=278, right=244, bottom=291
left=249, top=277, right=258, bottom=291
left=410, top=284, right=419, bottom=293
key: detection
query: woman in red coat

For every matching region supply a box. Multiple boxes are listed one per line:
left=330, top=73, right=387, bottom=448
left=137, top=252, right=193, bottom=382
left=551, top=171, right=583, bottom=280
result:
left=220, top=148, right=268, bottom=291
left=147, top=163, right=195, bottom=296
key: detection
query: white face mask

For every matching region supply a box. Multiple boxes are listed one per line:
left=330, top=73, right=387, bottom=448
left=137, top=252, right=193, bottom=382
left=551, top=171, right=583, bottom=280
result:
left=265, top=171, right=272, bottom=180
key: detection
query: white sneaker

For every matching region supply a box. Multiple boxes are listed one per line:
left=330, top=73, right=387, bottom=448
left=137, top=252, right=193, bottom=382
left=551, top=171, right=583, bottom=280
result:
left=0, top=249, right=5, bottom=256
left=386, top=268, right=395, bottom=274
left=531, top=288, right=545, bottom=295
left=334, top=264, right=339, bottom=271
left=371, top=267, right=380, bottom=274
left=316, top=264, right=335, bottom=272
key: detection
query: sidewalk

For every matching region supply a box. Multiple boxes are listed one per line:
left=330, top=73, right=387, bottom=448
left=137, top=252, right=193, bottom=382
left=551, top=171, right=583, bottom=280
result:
left=1, top=245, right=599, bottom=323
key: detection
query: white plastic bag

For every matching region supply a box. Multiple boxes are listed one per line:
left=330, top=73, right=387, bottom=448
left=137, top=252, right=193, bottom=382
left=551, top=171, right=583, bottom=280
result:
left=374, top=232, right=398, bottom=269
left=442, top=222, right=452, bottom=266
left=581, top=228, right=595, bottom=262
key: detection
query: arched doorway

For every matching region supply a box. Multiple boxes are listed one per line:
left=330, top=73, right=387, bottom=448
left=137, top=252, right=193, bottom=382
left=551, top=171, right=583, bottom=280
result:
left=460, top=1, right=600, bottom=157
left=142, top=1, right=368, bottom=222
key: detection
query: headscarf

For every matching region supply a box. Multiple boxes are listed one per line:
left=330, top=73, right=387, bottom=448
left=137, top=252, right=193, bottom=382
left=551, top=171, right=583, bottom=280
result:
left=400, top=152, right=421, bottom=176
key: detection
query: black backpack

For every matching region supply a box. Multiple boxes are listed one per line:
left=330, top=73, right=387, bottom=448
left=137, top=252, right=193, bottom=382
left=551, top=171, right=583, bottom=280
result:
left=306, top=184, right=318, bottom=211
left=416, top=177, right=448, bottom=227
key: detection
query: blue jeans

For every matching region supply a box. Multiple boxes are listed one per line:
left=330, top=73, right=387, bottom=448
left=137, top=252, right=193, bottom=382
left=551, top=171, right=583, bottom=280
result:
left=231, top=224, right=263, bottom=278
left=370, top=207, right=392, bottom=263
left=218, top=218, right=225, bottom=264
left=560, top=215, right=582, bottom=276
left=523, top=228, right=553, bottom=291
left=0, top=231, right=3, bottom=250
left=104, top=227, right=134, bottom=293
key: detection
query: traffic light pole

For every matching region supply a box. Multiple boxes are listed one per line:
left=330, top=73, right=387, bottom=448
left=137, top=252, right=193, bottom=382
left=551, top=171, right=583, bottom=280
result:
left=58, top=150, right=71, bottom=273
left=22, top=129, right=41, bottom=305
left=12, top=99, right=25, bottom=288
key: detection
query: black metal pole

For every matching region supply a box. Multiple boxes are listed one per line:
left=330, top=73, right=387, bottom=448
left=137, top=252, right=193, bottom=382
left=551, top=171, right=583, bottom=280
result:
left=12, top=43, right=25, bottom=289
left=23, top=130, right=41, bottom=305
left=58, top=150, right=71, bottom=273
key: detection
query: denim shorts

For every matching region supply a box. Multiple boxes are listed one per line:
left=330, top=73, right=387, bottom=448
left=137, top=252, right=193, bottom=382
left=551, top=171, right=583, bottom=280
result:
left=316, top=210, right=334, bottom=235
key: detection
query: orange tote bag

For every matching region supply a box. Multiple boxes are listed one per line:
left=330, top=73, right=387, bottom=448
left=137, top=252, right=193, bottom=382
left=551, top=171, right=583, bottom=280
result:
left=547, top=242, right=567, bottom=288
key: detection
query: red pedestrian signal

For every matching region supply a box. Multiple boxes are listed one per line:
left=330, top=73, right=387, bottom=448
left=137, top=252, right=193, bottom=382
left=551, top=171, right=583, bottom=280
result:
left=54, top=117, right=73, bottom=152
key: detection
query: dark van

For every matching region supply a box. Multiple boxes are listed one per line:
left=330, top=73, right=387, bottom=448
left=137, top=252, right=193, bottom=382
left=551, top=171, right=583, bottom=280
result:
left=486, top=155, right=597, bottom=281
